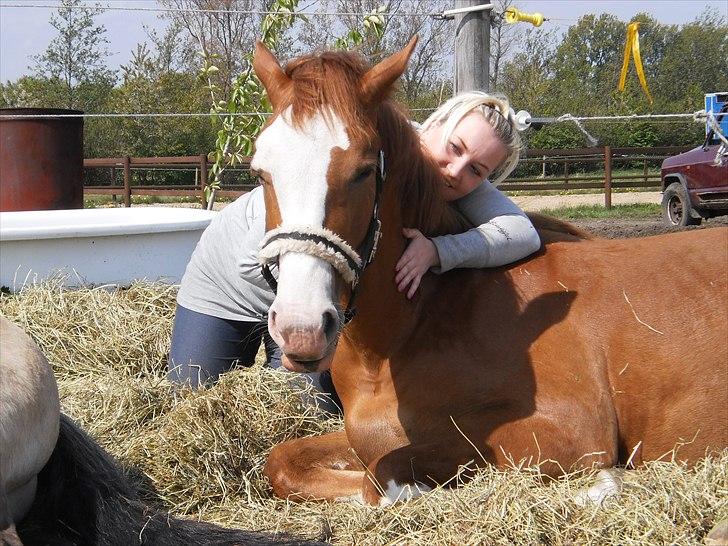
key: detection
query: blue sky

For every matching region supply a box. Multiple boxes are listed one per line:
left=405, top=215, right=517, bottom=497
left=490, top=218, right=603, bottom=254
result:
left=1, top=0, right=726, bottom=82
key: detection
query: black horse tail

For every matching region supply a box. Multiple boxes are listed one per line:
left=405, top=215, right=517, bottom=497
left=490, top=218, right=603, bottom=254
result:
left=16, top=414, right=327, bottom=546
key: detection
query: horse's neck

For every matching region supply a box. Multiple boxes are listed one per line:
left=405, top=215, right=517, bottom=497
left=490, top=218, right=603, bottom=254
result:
left=343, top=198, right=418, bottom=361
left=341, top=114, right=468, bottom=368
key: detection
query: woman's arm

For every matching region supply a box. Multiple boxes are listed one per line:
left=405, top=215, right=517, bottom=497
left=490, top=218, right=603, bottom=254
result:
left=430, top=181, right=541, bottom=273
left=395, top=181, right=541, bottom=298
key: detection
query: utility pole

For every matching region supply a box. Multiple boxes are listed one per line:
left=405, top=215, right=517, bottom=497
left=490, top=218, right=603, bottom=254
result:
left=453, top=1, right=492, bottom=93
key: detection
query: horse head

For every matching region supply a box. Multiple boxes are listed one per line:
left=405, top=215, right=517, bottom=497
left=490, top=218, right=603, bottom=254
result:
left=252, top=37, right=418, bottom=373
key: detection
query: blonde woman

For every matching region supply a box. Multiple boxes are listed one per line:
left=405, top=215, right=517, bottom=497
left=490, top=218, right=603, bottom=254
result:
left=396, top=91, right=540, bottom=298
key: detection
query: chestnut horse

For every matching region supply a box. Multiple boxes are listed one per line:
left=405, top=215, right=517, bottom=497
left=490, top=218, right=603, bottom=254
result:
left=0, top=316, right=324, bottom=545
left=252, top=38, right=728, bottom=506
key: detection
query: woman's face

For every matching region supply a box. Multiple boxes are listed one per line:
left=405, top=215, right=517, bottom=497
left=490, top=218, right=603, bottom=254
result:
left=420, top=112, right=509, bottom=202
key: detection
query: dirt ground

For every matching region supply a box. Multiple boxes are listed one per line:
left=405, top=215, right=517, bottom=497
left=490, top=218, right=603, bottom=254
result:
left=512, top=191, right=728, bottom=238
left=569, top=216, right=728, bottom=238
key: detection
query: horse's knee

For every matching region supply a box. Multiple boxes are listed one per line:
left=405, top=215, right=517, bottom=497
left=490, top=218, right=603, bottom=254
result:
left=264, top=441, right=304, bottom=499
left=362, top=452, right=435, bottom=506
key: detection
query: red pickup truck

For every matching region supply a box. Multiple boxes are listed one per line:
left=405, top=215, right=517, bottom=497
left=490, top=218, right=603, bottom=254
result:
left=661, top=141, right=728, bottom=226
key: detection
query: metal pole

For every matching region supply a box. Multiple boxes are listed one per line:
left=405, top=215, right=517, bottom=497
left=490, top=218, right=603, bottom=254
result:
left=123, top=156, right=131, bottom=207
left=454, top=0, right=491, bottom=93
left=604, top=146, right=612, bottom=209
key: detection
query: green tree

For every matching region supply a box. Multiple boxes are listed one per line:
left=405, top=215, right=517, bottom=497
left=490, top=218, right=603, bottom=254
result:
left=548, top=14, right=625, bottom=116
left=31, top=0, right=116, bottom=109
left=500, top=27, right=557, bottom=116
left=654, top=9, right=728, bottom=112
left=112, top=44, right=212, bottom=160
left=0, top=76, right=66, bottom=108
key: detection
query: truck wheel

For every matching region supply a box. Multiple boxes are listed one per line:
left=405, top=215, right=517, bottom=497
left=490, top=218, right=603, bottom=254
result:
left=662, top=182, right=702, bottom=227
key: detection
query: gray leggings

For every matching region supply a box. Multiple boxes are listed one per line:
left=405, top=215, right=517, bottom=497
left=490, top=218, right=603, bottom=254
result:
left=168, top=304, right=341, bottom=414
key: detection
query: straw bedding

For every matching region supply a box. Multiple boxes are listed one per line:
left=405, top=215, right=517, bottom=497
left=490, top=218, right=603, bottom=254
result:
left=1, top=279, right=725, bottom=545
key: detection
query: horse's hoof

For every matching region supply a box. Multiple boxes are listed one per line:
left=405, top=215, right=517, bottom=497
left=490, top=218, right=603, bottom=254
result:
left=706, top=519, right=728, bottom=546
left=574, top=468, right=625, bottom=507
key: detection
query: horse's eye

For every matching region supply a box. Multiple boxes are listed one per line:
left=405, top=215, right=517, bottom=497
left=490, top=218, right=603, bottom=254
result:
left=352, top=167, right=374, bottom=185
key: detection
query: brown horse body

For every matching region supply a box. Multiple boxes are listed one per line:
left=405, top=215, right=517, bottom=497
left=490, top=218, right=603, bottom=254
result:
left=253, top=40, right=728, bottom=505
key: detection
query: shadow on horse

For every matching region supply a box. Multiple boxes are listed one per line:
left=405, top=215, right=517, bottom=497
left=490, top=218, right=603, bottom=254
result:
left=0, top=316, right=326, bottom=545
left=251, top=37, right=728, bottom=506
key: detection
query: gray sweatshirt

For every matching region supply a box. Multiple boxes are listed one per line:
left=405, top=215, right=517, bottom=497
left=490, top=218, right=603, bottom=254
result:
left=431, top=180, right=541, bottom=273
left=177, top=187, right=273, bottom=322
left=177, top=184, right=540, bottom=322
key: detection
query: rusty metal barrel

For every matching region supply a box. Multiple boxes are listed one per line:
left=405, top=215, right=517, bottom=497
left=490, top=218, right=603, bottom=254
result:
left=0, top=108, right=84, bottom=212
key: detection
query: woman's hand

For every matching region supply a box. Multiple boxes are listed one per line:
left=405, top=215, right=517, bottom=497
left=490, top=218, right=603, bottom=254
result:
left=395, top=228, right=440, bottom=299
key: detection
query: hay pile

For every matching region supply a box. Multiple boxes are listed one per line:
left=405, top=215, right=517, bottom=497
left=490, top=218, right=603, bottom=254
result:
left=1, top=280, right=726, bottom=545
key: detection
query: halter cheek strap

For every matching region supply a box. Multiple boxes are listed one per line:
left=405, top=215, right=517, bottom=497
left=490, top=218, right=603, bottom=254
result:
left=259, top=151, right=386, bottom=324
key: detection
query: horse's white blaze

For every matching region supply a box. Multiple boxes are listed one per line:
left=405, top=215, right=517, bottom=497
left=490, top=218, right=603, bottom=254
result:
left=379, top=480, right=432, bottom=507
left=252, top=107, right=349, bottom=226
left=253, top=108, right=350, bottom=354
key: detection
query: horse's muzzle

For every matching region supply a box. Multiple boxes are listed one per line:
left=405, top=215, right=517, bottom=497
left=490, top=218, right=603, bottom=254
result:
left=268, top=305, right=340, bottom=373
left=282, top=350, right=336, bottom=373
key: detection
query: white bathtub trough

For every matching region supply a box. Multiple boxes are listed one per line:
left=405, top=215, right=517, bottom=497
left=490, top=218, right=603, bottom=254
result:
left=0, top=207, right=217, bottom=290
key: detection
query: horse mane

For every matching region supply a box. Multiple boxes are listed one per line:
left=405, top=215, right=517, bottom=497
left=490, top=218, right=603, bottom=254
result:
left=376, top=102, right=471, bottom=235
left=284, top=50, right=373, bottom=142
left=527, top=212, right=595, bottom=242
left=282, top=49, right=469, bottom=237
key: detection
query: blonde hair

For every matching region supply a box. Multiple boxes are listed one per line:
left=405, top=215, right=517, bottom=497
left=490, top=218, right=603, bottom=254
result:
left=419, top=91, right=523, bottom=185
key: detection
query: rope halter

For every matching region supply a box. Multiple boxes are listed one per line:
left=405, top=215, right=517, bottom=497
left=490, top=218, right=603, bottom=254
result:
left=258, top=151, right=386, bottom=323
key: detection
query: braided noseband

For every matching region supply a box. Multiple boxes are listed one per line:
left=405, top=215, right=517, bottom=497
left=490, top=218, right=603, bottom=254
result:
left=259, top=225, right=362, bottom=286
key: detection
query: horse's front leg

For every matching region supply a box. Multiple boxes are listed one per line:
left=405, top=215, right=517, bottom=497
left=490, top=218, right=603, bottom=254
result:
left=362, top=442, right=472, bottom=506
left=264, top=430, right=366, bottom=502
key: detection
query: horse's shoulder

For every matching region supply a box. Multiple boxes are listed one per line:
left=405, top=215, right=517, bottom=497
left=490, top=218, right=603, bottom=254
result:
left=527, top=212, right=595, bottom=243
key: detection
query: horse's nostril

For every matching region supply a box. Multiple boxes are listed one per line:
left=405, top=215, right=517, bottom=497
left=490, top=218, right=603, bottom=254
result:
left=322, top=310, right=338, bottom=342
left=269, top=310, right=277, bottom=328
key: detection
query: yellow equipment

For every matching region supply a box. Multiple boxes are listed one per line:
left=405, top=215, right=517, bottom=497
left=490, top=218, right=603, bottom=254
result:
left=504, top=7, right=545, bottom=27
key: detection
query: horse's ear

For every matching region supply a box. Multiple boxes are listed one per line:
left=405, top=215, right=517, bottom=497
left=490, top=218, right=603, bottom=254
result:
left=360, top=35, right=418, bottom=106
left=253, top=41, right=292, bottom=110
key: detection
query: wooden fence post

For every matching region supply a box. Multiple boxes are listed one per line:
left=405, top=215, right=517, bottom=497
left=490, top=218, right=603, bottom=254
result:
left=200, top=154, right=208, bottom=208
left=123, top=156, right=131, bottom=207
left=111, top=166, right=117, bottom=204
left=604, top=146, right=612, bottom=209
left=454, top=0, right=491, bottom=93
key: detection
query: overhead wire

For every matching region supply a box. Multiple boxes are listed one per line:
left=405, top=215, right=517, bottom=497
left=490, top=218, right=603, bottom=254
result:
left=0, top=2, right=715, bottom=127
left=0, top=2, right=442, bottom=18
left=0, top=111, right=708, bottom=121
